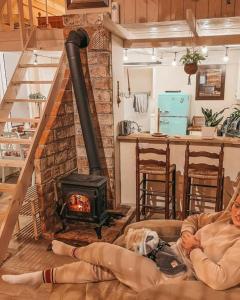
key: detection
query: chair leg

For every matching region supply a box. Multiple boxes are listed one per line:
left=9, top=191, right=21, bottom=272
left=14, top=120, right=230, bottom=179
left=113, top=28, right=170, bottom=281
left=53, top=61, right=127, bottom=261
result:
left=217, top=175, right=224, bottom=211
left=182, top=173, right=189, bottom=220
left=220, top=175, right=225, bottom=210
left=186, top=177, right=191, bottom=216
left=136, top=172, right=140, bottom=222
left=142, top=173, right=147, bottom=216
left=172, top=168, right=176, bottom=219
left=165, top=176, right=170, bottom=220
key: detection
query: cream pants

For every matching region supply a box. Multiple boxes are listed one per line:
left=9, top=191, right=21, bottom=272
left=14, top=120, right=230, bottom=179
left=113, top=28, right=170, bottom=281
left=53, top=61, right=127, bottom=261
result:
left=52, top=242, right=186, bottom=292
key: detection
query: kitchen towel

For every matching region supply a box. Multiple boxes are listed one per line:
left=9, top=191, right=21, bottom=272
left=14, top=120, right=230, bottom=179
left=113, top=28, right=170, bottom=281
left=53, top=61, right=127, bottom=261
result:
left=133, top=93, right=149, bottom=113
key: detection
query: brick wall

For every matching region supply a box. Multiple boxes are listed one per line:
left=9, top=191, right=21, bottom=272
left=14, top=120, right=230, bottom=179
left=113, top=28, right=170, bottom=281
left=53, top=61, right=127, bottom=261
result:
left=64, top=14, right=115, bottom=208
left=35, top=13, right=115, bottom=236
left=35, top=71, right=77, bottom=234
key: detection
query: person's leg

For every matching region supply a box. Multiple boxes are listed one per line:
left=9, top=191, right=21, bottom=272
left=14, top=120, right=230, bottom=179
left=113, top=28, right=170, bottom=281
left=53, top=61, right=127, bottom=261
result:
left=2, top=260, right=115, bottom=286
left=53, top=240, right=164, bottom=292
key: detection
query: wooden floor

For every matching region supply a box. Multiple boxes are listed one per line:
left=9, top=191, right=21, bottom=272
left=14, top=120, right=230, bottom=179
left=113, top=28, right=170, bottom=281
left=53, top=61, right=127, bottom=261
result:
left=0, top=238, right=77, bottom=299
left=0, top=205, right=136, bottom=299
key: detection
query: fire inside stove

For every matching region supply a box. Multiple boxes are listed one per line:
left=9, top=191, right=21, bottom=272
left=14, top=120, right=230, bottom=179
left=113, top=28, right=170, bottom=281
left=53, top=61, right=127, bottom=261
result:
left=67, top=193, right=91, bottom=213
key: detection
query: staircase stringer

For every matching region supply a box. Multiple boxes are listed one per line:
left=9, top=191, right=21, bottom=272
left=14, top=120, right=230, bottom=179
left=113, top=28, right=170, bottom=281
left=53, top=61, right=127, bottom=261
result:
left=0, top=27, right=36, bottom=133
left=0, top=51, right=67, bottom=263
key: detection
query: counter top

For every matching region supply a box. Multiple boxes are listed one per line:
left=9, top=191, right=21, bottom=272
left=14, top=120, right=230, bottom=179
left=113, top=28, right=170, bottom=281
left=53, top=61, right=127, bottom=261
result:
left=117, top=133, right=240, bottom=148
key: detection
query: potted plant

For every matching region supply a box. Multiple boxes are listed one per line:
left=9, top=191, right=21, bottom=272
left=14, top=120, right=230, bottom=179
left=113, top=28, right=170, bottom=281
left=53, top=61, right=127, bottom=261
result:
left=222, top=107, right=240, bottom=135
left=180, top=48, right=206, bottom=85
left=29, top=92, right=46, bottom=100
left=201, top=107, right=228, bottom=138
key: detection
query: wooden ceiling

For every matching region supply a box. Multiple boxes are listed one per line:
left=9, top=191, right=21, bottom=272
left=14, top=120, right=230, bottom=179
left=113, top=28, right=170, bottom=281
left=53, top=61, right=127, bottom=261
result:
left=121, top=17, right=240, bottom=39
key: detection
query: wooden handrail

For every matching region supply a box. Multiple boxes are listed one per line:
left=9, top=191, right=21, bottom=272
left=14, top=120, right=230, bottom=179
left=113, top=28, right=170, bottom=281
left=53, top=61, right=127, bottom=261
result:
left=0, top=51, right=67, bottom=263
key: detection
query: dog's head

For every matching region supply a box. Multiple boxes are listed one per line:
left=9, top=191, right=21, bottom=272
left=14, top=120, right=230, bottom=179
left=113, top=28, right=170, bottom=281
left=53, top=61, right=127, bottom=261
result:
left=124, top=228, right=159, bottom=255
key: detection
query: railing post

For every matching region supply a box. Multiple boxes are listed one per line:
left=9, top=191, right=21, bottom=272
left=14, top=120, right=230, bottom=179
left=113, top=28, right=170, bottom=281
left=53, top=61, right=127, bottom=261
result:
left=7, top=0, right=14, bottom=29
left=28, top=0, right=33, bottom=28
left=45, top=0, right=49, bottom=28
left=17, top=0, right=26, bottom=49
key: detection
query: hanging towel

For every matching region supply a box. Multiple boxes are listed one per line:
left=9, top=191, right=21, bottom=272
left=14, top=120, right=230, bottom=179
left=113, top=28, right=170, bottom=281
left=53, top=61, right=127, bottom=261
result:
left=133, top=93, right=149, bottom=113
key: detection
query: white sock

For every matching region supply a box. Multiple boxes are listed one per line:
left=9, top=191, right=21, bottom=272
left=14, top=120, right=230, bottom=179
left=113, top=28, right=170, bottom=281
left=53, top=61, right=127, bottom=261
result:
left=1, top=271, right=42, bottom=287
left=52, top=240, right=75, bottom=257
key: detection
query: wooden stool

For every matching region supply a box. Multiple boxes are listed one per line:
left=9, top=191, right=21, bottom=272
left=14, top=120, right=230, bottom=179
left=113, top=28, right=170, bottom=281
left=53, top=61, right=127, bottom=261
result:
left=182, top=142, right=224, bottom=219
left=136, top=138, right=176, bottom=221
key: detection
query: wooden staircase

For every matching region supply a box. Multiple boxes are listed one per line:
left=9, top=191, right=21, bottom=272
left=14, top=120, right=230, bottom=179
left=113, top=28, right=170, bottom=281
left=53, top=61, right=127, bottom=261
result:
left=0, top=0, right=67, bottom=263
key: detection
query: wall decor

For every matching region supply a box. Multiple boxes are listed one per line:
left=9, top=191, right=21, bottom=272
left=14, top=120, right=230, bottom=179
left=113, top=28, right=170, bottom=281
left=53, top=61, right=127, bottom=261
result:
left=196, top=65, right=226, bottom=100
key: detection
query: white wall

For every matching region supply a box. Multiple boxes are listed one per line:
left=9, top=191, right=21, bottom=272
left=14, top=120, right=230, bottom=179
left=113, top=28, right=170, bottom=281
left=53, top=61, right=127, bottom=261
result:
left=120, top=49, right=240, bottom=127
left=112, top=35, right=125, bottom=207
left=123, top=67, right=153, bottom=131
left=154, top=50, right=240, bottom=120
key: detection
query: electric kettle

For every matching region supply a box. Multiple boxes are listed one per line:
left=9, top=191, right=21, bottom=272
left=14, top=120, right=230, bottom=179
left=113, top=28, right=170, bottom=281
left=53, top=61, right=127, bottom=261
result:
left=118, top=120, right=140, bottom=136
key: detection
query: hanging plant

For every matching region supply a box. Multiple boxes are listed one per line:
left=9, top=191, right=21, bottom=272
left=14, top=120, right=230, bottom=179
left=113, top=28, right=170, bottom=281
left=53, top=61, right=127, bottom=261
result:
left=180, top=48, right=206, bottom=85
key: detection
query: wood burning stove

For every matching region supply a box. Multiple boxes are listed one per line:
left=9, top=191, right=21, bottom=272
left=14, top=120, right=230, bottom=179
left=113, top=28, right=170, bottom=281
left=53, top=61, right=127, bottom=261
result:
left=58, top=29, right=110, bottom=239
left=59, top=172, right=108, bottom=239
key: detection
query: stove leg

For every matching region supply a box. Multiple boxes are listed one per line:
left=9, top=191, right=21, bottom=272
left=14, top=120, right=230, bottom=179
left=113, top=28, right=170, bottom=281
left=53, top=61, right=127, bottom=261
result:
left=94, top=226, right=102, bottom=239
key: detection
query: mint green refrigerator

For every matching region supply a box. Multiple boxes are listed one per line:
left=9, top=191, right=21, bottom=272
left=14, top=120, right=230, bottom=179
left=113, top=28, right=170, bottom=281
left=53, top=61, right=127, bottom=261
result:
left=158, top=92, right=190, bottom=135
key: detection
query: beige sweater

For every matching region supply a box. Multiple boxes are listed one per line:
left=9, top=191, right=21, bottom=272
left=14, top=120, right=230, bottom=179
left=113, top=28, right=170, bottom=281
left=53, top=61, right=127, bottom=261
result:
left=173, top=211, right=240, bottom=290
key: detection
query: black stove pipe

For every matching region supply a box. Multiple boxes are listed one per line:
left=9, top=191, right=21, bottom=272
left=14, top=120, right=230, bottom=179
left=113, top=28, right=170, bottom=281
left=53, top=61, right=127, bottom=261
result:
left=65, top=29, right=101, bottom=175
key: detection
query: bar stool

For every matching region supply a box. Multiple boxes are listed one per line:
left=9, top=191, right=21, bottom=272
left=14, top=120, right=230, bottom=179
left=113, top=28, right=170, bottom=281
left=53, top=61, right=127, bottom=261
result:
left=136, top=138, right=176, bottom=221
left=182, top=142, right=224, bottom=219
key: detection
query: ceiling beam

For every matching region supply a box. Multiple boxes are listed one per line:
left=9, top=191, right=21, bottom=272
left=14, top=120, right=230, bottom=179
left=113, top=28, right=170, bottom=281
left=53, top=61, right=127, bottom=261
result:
left=103, top=15, right=133, bottom=40
left=186, top=8, right=198, bottom=37
left=123, top=35, right=240, bottom=48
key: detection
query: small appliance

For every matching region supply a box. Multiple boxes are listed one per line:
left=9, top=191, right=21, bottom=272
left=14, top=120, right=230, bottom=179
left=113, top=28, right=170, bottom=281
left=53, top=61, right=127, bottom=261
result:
left=118, top=120, right=140, bottom=136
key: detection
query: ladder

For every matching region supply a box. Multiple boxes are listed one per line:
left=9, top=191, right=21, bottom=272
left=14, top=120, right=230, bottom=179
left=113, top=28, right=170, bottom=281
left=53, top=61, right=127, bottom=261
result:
left=0, top=24, right=67, bottom=262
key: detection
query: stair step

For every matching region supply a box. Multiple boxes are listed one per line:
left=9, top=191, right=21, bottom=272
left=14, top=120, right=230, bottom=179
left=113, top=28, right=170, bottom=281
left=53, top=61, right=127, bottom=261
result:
left=0, top=118, right=40, bottom=124
left=5, top=98, right=46, bottom=103
left=0, top=159, right=25, bottom=168
left=19, top=64, right=59, bottom=68
left=0, top=183, right=17, bottom=194
left=12, top=80, right=53, bottom=85
left=0, top=137, right=32, bottom=145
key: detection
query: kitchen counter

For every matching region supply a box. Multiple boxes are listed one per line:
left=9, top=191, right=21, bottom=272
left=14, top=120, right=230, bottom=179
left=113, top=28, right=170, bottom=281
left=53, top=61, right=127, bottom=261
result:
left=117, top=133, right=240, bottom=148
left=117, top=133, right=240, bottom=207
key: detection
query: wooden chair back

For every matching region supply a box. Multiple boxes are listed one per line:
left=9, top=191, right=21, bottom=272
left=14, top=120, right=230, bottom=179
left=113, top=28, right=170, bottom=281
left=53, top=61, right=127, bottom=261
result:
left=136, top=138, right=170, bottom=172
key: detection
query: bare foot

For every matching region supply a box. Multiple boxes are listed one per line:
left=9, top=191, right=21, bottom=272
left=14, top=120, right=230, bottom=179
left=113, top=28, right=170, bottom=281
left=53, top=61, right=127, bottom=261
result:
left=52, top=240, right=75, bottom=257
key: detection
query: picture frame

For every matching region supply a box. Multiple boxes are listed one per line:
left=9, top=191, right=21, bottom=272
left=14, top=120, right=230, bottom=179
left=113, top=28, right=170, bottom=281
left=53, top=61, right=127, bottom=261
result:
left=67, top=0, right=109, bottom=9
left=195, top=64, right=226, bottom=100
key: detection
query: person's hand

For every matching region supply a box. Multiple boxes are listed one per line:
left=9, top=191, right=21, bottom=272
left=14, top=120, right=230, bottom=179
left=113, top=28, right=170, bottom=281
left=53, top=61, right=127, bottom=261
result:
left=181, top=232, right=201, bottom=254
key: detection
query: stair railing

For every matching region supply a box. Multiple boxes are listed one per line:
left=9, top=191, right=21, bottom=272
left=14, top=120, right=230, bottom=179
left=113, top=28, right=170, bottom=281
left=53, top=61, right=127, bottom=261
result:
left=0, top=0, right=35, bottom=48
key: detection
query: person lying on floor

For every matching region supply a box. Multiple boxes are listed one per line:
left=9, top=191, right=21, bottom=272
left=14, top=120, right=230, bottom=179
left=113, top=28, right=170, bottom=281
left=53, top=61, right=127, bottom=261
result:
left=2, top=194, right=240, bottom=292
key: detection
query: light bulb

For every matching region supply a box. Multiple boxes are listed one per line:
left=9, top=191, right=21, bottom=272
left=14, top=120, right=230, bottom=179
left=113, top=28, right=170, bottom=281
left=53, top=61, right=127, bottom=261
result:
left=151, top=48, right=156, bottom=60
left=123, top=49, right=128, bottom=61
left=34, top=54, right=38, bottom=65
left=201, top=46, right=208, bottom=55
left=223, top=47, right=229, bottom=63
left=172, top=52, right=177, bottom=66
left=223, top=55, right=229, bottom=63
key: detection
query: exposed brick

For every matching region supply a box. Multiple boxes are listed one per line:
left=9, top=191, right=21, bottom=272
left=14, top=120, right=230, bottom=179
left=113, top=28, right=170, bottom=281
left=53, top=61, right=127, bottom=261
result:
left=62, top=90, right=73, bottom=102
left=94, top=90, right=112, bottom=102
left=37, top=16, right=115, bottom=234
left=55, top=150, right=68, bottom=165
left=95, top=103, right=112, bottom=114
left=97, top=114, right=113, bottom=125
left=87, top=52, right=98, bottom=65
left=86, top=14, right=100, bottom=25
left=97, top=53, right=111, bottom=66
left=89, top=65, right=110, bottom=77
left=92, top=77, right=112, bottom=90
left=99, top=124, right=114, bottom=136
